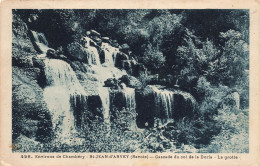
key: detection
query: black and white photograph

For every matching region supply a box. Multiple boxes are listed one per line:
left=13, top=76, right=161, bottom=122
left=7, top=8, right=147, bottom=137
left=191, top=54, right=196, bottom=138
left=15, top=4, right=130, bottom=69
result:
left=11, top=9, right=250, bottom=153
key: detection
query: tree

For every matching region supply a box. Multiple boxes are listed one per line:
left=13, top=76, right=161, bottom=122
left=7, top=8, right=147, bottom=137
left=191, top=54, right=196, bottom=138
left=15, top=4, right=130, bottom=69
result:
left=143, top=43, right=165, bottom=72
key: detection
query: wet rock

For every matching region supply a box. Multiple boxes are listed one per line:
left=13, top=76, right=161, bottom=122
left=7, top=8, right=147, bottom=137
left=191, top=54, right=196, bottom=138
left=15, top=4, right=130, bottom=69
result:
left=32, top=56, right=45, bottom=69
left=110, top=89, right=127, bottom=110
left=45, top=48, right=68, bottom=62
left=101, top=37, right=110, bottom=43
left=104, top=78, right=119, bottom=89
left=111, top=39, right=120, bottom=48
left=46, top=48, right=56, bottom=58
left=90, top=29, right=101, bottom=37
left=91, top=36, right=102, bottom=46
left=99, top=49, right=105, bottom=64
left=115, top=51, right=129, bottom=68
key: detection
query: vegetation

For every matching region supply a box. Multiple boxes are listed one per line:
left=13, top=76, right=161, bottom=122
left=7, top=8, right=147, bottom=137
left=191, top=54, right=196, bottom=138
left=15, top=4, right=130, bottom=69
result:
left=12, top=9, right=249, bottom=153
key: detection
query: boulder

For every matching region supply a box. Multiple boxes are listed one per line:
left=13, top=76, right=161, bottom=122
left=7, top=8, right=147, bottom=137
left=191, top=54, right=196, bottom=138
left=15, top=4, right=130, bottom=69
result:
left=45, top=48, right=68, bottom=62
left=104, top=78, right=119, bottom=89
left=28, top=14, right=39, bottom=23
left=90, top=29, right=101, bottom=37
left=99, top=49, right=106, bottom=64
left=121, top=43, right=130, bottom=50
left=66, top=42, right=88, bottom=62
left=111, top=40, right=120, bottom=48
left=119, top=75, right=142, bottom=89
left=115, top=51, right=129, bottom=68
left=46, top=48, right=56, bottom=58
left=91, top=36, right=102, bottom=46
left=86, top=31, right=91, bottom=36
left=101, top=37, right=110, bottom=43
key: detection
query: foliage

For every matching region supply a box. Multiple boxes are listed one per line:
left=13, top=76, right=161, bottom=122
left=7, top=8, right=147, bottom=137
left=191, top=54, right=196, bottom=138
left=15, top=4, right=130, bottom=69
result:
left=12, top=9, right=250, bottom=153
left=217, top=30, right=249, bottom=86
left=206, top=108, right=249, bottom=153
left=143, top=43, right=166, bottom=71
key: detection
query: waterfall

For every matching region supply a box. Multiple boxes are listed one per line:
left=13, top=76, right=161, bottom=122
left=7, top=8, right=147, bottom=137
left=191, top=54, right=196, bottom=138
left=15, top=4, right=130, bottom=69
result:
left=148, top=85, right=196, bottom=124
left=101, top=42, right=119, bottom=66
left=30, top=30, right=49, bottom=53
left=86, top=46, right=101, bottom=66
left=121, top=86, right=137, bottom=130
left=98, top=87, right=110, bottom=125
left=43, top=59, right=86, bottom=143
left=150, top=86, right=174, bottom=121
left=81, top=36, right=101, bottom=65
left=123, top=87, right=136, bottom=112
left=84, top=42, right=127, bottom=128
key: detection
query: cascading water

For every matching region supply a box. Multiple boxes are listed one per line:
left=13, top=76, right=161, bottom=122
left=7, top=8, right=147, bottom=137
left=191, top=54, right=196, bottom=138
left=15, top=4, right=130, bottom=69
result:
left=122, top=86, right=137, bottom=130
left=98, top=87, right=110, bottom=126
left=87, top=46, right=101, bottom=65
left=82, top=36, right=101, bottom=65
left=43, top=59, right=86, bottom=143
left=101, top=42, right=119, bottom=66
left=30, top=30, right=49, bottom=53
left=78, top=36, right=135, bottom=129
left=122, top=86, right=136, bottom=112
left=150, top=85, right=174, bottom=122
left=148, top=85, right=196, bottom=124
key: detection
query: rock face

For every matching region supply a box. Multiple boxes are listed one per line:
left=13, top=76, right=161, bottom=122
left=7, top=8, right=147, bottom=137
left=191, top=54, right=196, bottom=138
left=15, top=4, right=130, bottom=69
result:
left=12, top=14, right=37, bottom=68
left=12, top=13, right=53, bottom=143
left=12, top=67, right=52, bottom=142
left=135, top=86, right=155, bottom=128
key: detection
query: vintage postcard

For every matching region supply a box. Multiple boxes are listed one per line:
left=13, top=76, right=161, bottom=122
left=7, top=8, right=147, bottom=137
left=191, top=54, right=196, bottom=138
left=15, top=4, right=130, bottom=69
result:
left=0, top=0, right=260, bottom=165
